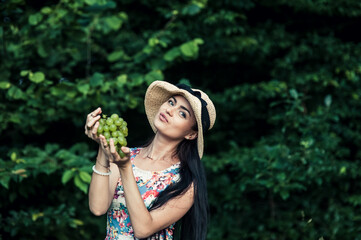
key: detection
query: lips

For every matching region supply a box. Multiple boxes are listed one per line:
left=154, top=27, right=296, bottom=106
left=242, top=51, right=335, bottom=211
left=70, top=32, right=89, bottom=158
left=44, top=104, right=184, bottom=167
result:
left=159, top=113, right=168, bottom=122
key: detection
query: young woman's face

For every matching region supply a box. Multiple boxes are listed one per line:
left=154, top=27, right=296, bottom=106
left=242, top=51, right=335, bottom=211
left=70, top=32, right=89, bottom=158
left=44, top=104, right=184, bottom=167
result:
left=154, top=95, right=197, bottom=141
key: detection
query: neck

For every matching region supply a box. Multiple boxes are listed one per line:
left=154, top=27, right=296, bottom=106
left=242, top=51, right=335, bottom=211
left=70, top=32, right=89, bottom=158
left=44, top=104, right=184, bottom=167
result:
left=144, top=132, right=181, bottom=162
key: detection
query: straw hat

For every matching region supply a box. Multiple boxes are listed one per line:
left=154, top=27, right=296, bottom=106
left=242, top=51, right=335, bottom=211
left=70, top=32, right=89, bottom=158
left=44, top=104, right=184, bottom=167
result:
left=144, top=80, right=216, bottom=159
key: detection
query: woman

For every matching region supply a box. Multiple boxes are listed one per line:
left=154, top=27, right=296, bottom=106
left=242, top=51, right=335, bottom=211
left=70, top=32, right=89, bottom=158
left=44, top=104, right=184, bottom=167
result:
left=85, top=81, right=216, bottom=240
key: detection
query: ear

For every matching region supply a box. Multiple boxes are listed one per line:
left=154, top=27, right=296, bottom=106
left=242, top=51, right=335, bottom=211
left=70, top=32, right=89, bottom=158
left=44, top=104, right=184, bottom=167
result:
left=185, top=130, right=198, bottom=140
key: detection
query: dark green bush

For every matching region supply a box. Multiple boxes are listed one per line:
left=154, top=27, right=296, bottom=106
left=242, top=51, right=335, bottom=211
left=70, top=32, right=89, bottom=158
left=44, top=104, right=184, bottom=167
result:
left=1, top=0, right=361, bottom=239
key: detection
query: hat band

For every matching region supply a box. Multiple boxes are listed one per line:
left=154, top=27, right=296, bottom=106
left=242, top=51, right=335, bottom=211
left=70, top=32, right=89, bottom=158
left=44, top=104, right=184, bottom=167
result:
left=176, top=83, right=211, bottom=132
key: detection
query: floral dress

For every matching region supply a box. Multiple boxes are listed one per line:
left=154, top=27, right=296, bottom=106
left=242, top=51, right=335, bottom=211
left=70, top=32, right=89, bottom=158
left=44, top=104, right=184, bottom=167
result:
left=105, top=147, right=181, bottom=240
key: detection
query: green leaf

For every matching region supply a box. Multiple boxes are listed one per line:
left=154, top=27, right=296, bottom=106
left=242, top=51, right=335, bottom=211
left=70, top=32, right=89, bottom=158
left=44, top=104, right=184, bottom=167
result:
left=90, top=72, right=104, bottom=87
left=180, top=42, right=198, bottom=57
left=41, top=7, right=52, bottom=14
left=145, top=70, right=164, bottom=85
left=61, top=170, right=74, bottom=184
left=324, top=94, right=332, bottom=107
left=164, top=47, right=181, bottom=62
left=105, top=16, right=122, bottom=30
left=37, top=43, right=48, bottom=58
left=116, top=74, right=127, bottom=86
left=0, top=81, right=11, bottom=89
left=339, top=166, right=347, bottom=175
left=194, top=38, right=204, bottom=45
left=107, top=50, right=124, bottom=62
left=20, top=70, right=29, bottom=77
left=182, top=3, right=202, bottom=16
left=277, top=172, right=286, bottom=181
left=85, top=0, right=97, bottom=5
left=74, top=175, right=88, bottom=194
left=77, top=83, right=90, bottom=95
left=280, top=190, right=290, bottom=200
left=29, top=72, right=45, bottom=83
left=79, top=171, right=91, bottom=184
left=11, top=152, right=17, bottom=161
left=129, top=73, right=144, bottom=87
left=0, top=175, right=10, bottom=189
left=289, top=89, right=298, bottom=99
left=148, top=38, right=159, bottom=47
left=28, top=13, right=43, bottom=25
left=8, top=86, right=25, bottom=100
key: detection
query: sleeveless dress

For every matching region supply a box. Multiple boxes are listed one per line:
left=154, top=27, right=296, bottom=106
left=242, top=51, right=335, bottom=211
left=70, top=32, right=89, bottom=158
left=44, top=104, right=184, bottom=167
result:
left=105, top=147, right=181, bottom=240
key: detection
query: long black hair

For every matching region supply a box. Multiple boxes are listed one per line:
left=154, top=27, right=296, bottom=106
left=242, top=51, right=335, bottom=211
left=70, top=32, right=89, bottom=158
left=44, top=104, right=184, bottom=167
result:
left=143, top=124, right=209, bottom=240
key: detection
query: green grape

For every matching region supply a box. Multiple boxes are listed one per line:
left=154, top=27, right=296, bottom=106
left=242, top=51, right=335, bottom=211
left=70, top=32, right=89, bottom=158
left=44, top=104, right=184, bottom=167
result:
left=103, top=131, right=111, bottom=139
left=119, top=151, right=125, bottom=158
left=109, top=124, right=117, bottom=132
left=121, top=125, right=128, bottom=133
left=106, top=118, right=114, bottom=125
left=112, top=131, right=119, bottom=138
left=121, top=126, right=128, bottom=137
left=111, top=114, right=119, bottom=120
left=97, top=124, right=104, bottom=134
left=100, top=113, right=128, bottom=155
left=118, top=136, right=126, bottom=146
left=117, top=132, right=124, bottom=138
left=114, top=119, right=122, bottom=126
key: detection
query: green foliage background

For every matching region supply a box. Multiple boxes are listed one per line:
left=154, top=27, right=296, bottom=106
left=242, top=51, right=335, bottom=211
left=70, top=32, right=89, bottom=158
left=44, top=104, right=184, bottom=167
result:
left=1, top=0, right=361, bottom=239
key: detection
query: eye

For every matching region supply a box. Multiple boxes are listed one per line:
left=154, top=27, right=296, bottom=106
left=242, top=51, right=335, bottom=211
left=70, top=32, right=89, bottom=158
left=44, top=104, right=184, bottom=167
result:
left=168, top=99, right=174, bottom=106
left=180, top=111, right=186, bottom=118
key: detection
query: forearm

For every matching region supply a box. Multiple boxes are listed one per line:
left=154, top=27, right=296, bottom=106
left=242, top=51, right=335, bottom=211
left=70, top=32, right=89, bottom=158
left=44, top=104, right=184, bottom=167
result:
left=119, top=165, right=154, bottom=238
left=88, top=146, right=112, bottom=215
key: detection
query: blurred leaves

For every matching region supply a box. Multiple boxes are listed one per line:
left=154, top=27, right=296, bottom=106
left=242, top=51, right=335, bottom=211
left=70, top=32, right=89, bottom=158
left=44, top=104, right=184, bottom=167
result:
left=1, top=0, right=361, bottom=239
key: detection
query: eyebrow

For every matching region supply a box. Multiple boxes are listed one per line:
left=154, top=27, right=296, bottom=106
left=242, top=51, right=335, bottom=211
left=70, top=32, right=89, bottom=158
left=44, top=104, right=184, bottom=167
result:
left=171, top=96, right=192, bottom=117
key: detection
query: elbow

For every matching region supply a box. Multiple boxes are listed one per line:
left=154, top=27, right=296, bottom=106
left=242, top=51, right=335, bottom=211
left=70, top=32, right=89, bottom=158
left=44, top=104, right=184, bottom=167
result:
left=133, top=229, right=152, bottom=239
left=89, top=205, right=107, bottom=216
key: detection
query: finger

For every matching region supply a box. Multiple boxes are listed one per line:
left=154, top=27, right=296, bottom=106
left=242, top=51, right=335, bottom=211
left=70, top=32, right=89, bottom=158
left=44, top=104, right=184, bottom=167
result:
left=109, top=139, right=120, bottom=161
left=99, top=135, right=109, bottom=151
left=91, top=107, right=102, bottom=117
left=87, top=107, right=102, bottom=119
left=87, top=115, right=101, bottom=129
left=121, top=146, right=130, bottom=155
left=120, top=146, right=131, bottom=159
left=92, top=122, right=100, bottom=136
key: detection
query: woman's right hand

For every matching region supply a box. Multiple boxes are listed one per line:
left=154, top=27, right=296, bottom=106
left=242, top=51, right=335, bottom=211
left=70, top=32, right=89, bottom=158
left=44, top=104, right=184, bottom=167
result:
left=85, top=107, right=102, bottom=143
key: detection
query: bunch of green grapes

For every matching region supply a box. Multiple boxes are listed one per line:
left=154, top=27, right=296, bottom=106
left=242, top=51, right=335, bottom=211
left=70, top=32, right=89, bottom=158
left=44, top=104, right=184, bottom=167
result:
left=97, top=113, right=128, bottom=157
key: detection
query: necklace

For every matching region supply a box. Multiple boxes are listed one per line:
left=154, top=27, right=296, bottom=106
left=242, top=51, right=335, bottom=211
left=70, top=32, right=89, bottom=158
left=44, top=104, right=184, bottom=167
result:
left=146, top=152, right=169, bottom=162
left=144, top=145, right=174, bottom=164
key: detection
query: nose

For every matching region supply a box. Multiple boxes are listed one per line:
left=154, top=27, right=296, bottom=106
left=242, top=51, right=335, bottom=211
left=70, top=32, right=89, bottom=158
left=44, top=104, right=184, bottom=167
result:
left=166, top=107, right=174, bottom=117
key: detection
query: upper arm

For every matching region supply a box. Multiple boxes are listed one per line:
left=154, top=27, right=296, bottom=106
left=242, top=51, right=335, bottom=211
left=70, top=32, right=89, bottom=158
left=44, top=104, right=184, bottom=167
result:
left=147, top=183, right=194, bottom=235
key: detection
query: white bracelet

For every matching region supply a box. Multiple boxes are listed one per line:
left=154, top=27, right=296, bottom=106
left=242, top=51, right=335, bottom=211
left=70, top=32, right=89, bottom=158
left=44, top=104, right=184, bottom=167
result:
left=92, top=165, right=111, bottom=176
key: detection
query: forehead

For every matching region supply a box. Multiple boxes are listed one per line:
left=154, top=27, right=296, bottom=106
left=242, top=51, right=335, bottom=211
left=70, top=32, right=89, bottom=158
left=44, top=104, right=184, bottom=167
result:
left=172, top=95, right=195, bottom=113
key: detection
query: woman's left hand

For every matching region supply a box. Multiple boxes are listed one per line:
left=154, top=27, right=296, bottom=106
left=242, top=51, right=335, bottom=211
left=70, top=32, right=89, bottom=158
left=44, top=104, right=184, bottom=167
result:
left=99, top=134, right=131, bottom=169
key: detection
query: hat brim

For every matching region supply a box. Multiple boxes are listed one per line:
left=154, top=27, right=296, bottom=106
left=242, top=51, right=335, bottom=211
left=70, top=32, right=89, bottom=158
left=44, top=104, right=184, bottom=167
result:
left=144, top=81, right=205, bottom=159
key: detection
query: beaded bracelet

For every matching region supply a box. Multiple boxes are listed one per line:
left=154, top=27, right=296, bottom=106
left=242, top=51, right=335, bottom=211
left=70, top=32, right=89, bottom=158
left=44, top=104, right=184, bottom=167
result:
left=92, top=165, right=111, bottom=176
